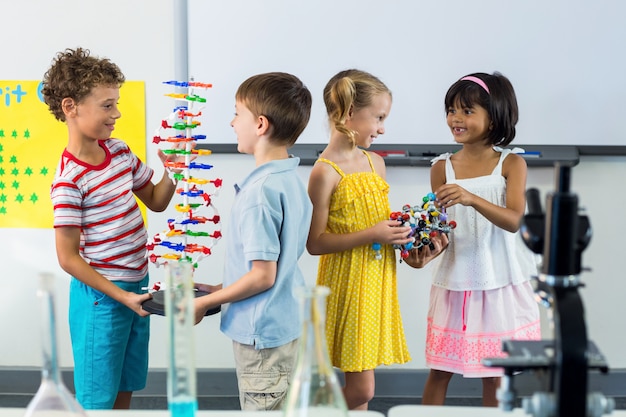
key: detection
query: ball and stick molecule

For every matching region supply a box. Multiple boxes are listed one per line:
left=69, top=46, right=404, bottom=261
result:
left=146, top=80, right=223, bottom=269
left=372, top=192, right=457, bottom=262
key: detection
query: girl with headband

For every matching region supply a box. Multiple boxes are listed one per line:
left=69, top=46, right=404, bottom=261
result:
left=414, top=72, right=541, bottom=406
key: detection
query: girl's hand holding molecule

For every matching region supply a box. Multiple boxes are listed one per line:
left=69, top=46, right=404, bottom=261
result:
left=372, top=193, right=456, bottom=262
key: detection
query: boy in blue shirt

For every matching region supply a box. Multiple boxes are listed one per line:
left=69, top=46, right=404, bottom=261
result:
left=193, top=72, right=313, bottom=411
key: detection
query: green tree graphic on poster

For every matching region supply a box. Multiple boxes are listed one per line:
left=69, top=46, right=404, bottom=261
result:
left=0, top=80, right=146, bottom=228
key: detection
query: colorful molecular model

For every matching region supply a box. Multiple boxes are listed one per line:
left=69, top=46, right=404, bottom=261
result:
left=372, top=192, right=457, bottom=262
left=146, top=80, right=223, bottom=269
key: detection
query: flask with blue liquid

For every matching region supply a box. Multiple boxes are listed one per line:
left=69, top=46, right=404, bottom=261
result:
left=165, top=261, right=198, bottom=417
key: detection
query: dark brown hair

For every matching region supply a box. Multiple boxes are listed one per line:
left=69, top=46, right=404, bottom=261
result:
left=236, top=72, right=312, bottom=147
left=444, top=72, right=518, bottom=146
left=41, top=47, right=125, bottom=122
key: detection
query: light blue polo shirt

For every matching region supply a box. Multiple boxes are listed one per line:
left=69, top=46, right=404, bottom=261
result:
left=220, top=157, right=313, bottom=349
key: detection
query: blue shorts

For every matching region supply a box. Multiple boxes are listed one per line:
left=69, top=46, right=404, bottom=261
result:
left=69, top=275, right=150, bottom=409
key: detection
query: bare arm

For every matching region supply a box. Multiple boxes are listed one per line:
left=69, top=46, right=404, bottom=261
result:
left=55, top=227, right=151, bottom=316
left=430, top=159, right=446, bottom=192
left=133, top=149, right=179, bottom=212
left=432, top=154, right=528, bottom=233
left=194, top=282, right=222, bottom=293
left=193, top=260, right=276, bottom=324
left=306, top=162, right=411, bottom=255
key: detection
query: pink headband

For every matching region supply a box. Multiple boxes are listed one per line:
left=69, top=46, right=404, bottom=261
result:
left=461, top=76, right=490, bottom=94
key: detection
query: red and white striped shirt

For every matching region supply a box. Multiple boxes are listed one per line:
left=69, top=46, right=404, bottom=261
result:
left=51, top=139, right=154, bottom=282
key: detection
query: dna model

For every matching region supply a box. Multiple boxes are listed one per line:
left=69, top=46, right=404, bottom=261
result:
left=146, top=80, right=223, bottom=269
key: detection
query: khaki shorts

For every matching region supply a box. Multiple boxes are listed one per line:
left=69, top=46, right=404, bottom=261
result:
left=233, top=339, right=299, bottom=411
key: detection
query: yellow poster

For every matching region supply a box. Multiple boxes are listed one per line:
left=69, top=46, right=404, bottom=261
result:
left=0, top=80, right=146, bottom=229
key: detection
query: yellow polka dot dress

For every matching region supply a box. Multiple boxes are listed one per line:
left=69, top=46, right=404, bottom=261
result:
left=315, top=151, right=411, bottom=372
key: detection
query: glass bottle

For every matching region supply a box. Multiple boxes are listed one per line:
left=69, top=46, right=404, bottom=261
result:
left=283, top=285, right=348, bottom=417
left=165, top=261, right=198, bottom=417
left=24, top=273, right=88, bottom=417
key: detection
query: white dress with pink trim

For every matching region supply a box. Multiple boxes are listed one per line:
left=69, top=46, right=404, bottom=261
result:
left=425, top=149, right=541, bottom=377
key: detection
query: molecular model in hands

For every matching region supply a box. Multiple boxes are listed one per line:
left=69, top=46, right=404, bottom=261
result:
left=146, top=80, right=223, bottom=269
left=373, top=192, right=457, bottom=262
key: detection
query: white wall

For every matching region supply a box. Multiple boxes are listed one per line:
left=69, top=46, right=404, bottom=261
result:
left=187, top=0, right=626, bottom=147
left=1, top=0, right=625, bottom=372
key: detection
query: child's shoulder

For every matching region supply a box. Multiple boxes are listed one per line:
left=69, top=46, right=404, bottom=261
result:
left=312, top=156, right=342, bottom=176
left=501, top=151, right=527, bottom=175
left=364, top=150, right=387, bottom=177
left=253, top=159, right=303, bottom=189
left=430, top=152, right=453, bottom=165
left=104, top=138, right=140, bottom=160
left=103, top=137, right=126, bottom=148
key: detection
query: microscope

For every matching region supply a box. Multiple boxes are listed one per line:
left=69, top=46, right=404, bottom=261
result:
left=483, top=163, right=614, bottom=417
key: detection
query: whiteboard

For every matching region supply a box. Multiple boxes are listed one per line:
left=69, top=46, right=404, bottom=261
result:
left=187, top=0, right=625, bottom=147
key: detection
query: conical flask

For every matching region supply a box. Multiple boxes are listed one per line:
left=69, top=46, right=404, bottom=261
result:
left=24, top=273, right=87, bottom=417
left=283, top=285, right=348, bottom=417
left=165, top=261, right=198, bottom=417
